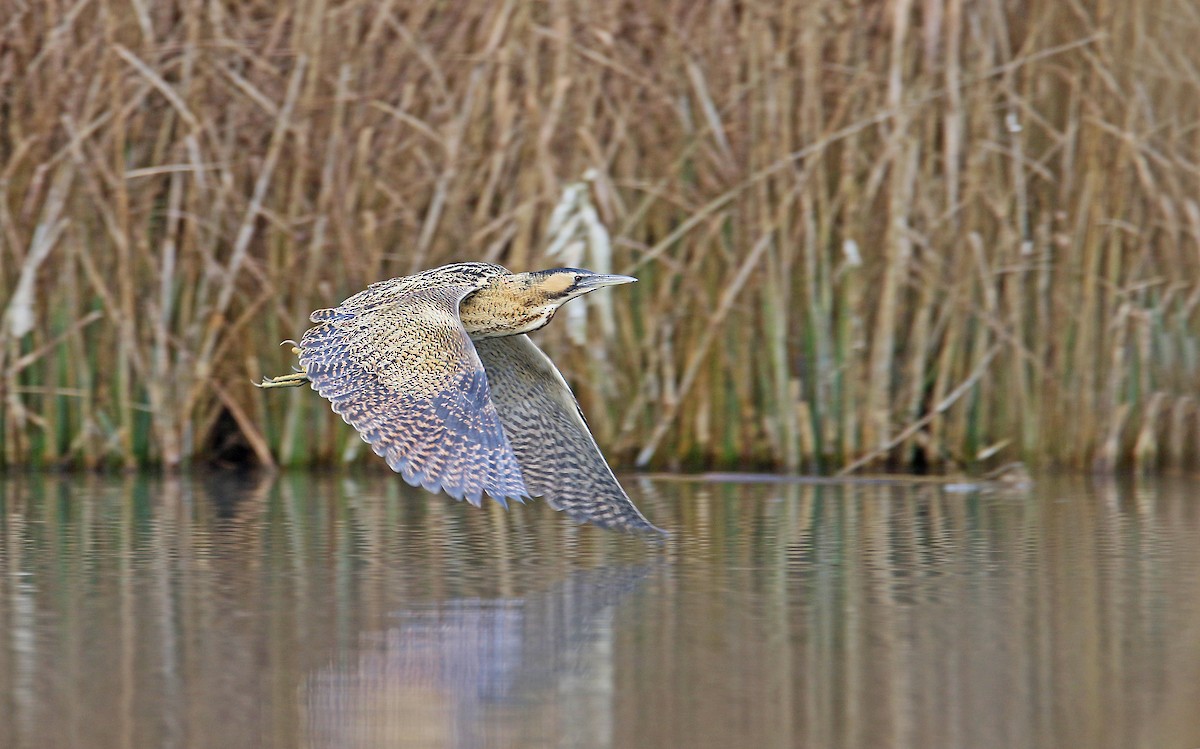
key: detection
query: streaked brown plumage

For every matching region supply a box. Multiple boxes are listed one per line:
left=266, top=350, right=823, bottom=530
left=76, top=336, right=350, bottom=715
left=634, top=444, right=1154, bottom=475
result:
left=258, top=262, right=662, bottom=534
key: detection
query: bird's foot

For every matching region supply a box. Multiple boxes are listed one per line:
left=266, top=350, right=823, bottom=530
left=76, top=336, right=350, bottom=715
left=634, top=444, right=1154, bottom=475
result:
left=255, top=371, right=310, bottom=389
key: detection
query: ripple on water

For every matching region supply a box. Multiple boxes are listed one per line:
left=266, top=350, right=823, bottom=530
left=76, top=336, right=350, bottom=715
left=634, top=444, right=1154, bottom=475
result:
left=0, top=472, right=1199, bottom=749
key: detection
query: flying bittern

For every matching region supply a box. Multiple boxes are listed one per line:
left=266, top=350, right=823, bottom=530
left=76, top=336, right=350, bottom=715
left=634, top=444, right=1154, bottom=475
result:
left=257, top=262, right=662, bottom=534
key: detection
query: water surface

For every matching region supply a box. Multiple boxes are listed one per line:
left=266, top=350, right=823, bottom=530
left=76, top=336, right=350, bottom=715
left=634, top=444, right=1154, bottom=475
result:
left=1, top=472, right=1198, bottom=748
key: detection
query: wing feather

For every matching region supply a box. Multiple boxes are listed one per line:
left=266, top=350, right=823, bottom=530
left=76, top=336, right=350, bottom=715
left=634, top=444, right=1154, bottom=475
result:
left=299, top=284, right=527, bottom=506
left=474, top=335, right=663, bottom=534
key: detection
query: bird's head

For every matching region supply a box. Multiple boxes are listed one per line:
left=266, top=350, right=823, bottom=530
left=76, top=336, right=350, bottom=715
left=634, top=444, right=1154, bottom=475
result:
left=521, top=267, right=637, bottom=305
left=460, top=267, right=637, bottom=338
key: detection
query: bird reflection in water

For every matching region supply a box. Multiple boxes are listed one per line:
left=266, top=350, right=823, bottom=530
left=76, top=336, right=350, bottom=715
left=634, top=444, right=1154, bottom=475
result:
left=303, top=564, right=658, bottom=749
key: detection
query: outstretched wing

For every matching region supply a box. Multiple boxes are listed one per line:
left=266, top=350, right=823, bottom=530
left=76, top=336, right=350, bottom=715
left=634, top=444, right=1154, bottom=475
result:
left=474, top=335, right=663, bottom=534
left=299, top=285, right=527, bottom=507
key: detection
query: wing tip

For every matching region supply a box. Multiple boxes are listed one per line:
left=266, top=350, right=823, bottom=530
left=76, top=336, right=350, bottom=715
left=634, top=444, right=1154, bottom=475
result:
left=544, top=499, right=668, bottom=537
left=591, top=516, right=670, bottom=539
left=608, top=516, right=670, bottom=537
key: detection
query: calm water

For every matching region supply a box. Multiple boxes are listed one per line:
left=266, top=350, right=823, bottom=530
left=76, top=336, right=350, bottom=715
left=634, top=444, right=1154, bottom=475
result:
left=0, top=472, right=1199, bottom=749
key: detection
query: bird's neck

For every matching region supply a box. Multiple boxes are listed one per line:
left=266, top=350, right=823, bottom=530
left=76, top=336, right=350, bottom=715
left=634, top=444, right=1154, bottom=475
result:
left=459, top=282, right=554, bottom=339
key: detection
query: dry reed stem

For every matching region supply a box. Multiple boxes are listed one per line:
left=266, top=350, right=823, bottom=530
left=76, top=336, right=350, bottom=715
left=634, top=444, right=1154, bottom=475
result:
left=1, top=0, right=1198, bottom=473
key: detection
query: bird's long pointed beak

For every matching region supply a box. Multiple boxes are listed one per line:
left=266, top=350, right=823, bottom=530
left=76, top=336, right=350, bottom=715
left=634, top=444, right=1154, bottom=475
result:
left=577, top=273, right=637, bottom=290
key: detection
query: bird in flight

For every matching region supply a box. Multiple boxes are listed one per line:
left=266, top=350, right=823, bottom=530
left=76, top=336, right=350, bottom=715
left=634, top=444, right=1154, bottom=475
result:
left=257, top=262, right=662, bottom=534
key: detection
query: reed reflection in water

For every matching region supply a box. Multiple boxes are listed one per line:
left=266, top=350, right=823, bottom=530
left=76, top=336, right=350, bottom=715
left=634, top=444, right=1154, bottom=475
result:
left=0, top=472, right=1198, bottom=748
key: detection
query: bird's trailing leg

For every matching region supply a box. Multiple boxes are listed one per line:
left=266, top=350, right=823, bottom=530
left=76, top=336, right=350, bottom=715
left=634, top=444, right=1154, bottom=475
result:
left=255, top=371, right=310, bottom=388
left=255, top=340, right=308, bottom=388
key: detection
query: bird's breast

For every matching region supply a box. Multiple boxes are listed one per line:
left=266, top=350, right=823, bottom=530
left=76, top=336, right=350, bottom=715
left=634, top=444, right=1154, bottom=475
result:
left=464, top=313, right=549, bottom=339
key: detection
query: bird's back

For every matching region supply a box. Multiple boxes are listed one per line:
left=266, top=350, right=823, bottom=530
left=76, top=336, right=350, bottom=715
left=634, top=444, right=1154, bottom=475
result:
left=331, top=262, right=512, bottom=316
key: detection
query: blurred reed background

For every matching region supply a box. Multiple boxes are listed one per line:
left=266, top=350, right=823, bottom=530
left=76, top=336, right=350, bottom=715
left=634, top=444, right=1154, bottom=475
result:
left=2, top=0, right=1198, bottom=473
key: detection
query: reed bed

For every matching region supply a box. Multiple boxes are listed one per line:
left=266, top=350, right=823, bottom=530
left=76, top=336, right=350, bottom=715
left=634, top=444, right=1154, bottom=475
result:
left=2, top=0, right=1199, bottom=473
